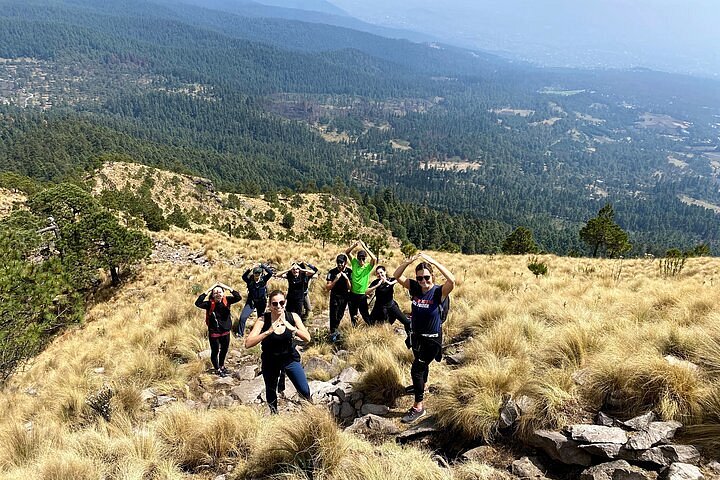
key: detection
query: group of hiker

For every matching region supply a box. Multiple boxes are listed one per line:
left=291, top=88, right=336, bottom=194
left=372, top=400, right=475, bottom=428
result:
left=194, top=239, right=455, bottom=423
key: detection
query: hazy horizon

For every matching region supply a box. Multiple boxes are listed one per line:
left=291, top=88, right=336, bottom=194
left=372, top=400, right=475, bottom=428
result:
left=267, top=0, right=720, bottom=78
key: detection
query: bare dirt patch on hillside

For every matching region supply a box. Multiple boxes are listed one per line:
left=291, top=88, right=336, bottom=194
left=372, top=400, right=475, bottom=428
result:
left=0, top=188, right=26, bottom=218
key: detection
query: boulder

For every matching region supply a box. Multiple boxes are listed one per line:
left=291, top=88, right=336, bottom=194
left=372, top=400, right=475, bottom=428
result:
left=345, top=414, right=399, bottom=435
left=461, top=446, right=496, bottom=462
left=445, top=352, right=466, bottom=365
left=596, top=412, right=616, bottom=427
left=566, top=425, right=628, bottom=444
left=625, top=422, right=683, bottom=450
left=156, top=395, right=177, bottom=407
left=232, top=366, right=258, bottom=381
left=623, top=445, right=700, bottom=467
left=141, top=388, right=156, bottom=402
left=209, top=395, right=235, bottom=409
left=621, top=412, right=656, bottom=431
left=499, top=396, right=520, bottom=429
left=214, top=376, right=235, bottom=387
left=664, top=355, right=699, bottom=373
left=308, top=380, right=336, bottom=403
left=360, top=404, right=390, bottom=416
left=579, top=460, right=653, bottom=480
left=527, top=430, right=593, bottom=466
left=512, top=456, right=546, bottom=479
left=660, top=463, right=704, bottom=480
left=339, top=401, right=356, bottom=419
left=305, top=356, right=334, bottom=376
left=579, top=443, right=623, bottom=459
left=337, top=367, right=361, bottom=384
left=198, top=349, right=212, bottom=360
left=230, top=377, right=265, bottom=404
left=396, top=416, right=441, bottom=443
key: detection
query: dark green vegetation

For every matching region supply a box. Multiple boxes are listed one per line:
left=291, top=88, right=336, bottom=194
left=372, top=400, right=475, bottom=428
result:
left=0, top=182, right=151, bottom=381
left=1, top=0, right=719, bottom=256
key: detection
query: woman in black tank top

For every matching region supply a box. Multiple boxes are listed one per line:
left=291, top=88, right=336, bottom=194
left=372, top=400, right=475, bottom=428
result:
left=245, top=290, right=312, bottom=413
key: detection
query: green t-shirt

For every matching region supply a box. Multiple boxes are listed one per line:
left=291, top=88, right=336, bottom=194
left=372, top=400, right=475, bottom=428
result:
left=350, top=257, right=374, bottom=294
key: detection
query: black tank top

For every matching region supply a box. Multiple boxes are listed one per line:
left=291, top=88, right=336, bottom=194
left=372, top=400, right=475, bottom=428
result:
left=260, top=312, right=301, bottom=362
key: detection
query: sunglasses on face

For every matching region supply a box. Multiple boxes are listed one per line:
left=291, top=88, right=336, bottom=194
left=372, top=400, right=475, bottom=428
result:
left=271, top=300, right=286, bottom=307
left=416, top=275, right=431, bottom=282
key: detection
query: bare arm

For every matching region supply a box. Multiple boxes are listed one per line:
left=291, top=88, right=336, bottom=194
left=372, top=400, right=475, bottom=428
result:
left=345, top=240, right=359, bottom=257
left=365, top=280, right=381, bottom=296
left=359, top=239, right=377, bottom=266
left=245, top=317, right=274, bottom=348
left=393, top=254, right=419, bottom=290
left=419, top=253, right=455, bottom=299
left=283, top=313, right=311, bottom=342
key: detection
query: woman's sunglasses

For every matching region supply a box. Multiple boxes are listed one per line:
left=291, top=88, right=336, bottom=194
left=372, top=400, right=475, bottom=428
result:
left=416, top=275, right=431, bottom=282
left=271, top=300, right=286, bottom=307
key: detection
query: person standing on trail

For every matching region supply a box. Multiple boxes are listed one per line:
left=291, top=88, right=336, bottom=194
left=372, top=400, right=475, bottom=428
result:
left=365, top=265, right=410, bottom=329
left=345, top=240, right=376, bottom=325
left=245, top=290, right=311, bottom=414
left=195, top=282, right=242, bottom=377
left=393, top=253, right=455, bottom=424
left=325, top=253, right=352, bottom=343
left=299, top=261, right=319, bottom=321
left=237, top=263, right=274, bottom=336
left=276, top=262, right=318, bottom=318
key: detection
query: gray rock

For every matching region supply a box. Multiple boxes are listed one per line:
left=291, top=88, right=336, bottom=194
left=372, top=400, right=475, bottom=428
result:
left=625, top=421, right=683, bottom=450
left=337, top=367, right=360, bottom=384
left=308, top=380, right=336, bottom=403
left=445, top=352, right=466, bottom=365
left=579, top=460, right=652, bottom=480
left=209, top=395, right=235, bottom=409
left=214, top=376, right=235, bottom=387
left=141, top=388, right=156, bottom=402
left=396, top=416, right=441, bottom=443
left=198, top=349, right=212, bottom=360
left=567, top=425, right=628, bottom=444
left=527, top=430, right=593, bottom=466
left=572, top=369, right=592, bottom=386
left=340, top=401, right=355, bottom=418
left=156, top=395, right=177, bottom=407
left=281, top=379, right=298, bottom=401
left=232, top=366, right=258, bottom=381
left=305, top=356, right=334, bottom=374
left=93, top=367, right=105, bottom=374
left=579, top=443, right=623, bottom=459
left=360, top=404, right=390, bottom=416
left=499, top=397, right=520, bottom=429
left=624, top=445, right=700, bottom=467
left=596, top=412, right=616, bottom=427
left=230, top=377, right=265, bottom=404
left=664, top=355, right=699, bottom=373
left=707, top=461, right=720, bottom=474
left=334, top=383, right=353, bottom=401
left=661, top=463, right=704, bottom=480
left=512, top=456, right=546, bottom=479
left=461, top=446, right=496, bottom=462
left=345, top=414, right=399, bottom=435
left=331, top=403, right=341, bottom=417
left=349, top=390, right=365, bottom=403
left=516, top=395, right=536, bottom=416
left=621, top=412, right=657, bottom=431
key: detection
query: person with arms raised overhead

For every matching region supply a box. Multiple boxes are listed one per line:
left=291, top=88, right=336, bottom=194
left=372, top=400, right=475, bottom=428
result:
left=195, top=282, right=242, bottom=377
left=276, top=261, right=317, bottom=319
left=365, top=265, right=410, bottom=330
left=325, top=253, right=352, bottom=343
left=244, top=290, right=311, bottom=414
left=345, top=240, right=377, bottom=326
left=237, top=263, right=274, bottom=336
left=393, top=253, right=455, bottom=423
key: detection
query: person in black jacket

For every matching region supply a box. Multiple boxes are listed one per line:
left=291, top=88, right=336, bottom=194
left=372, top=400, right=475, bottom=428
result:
left=365, top=265, right=410, bottom=330
left=245, top=290, right=311, bottom=413
left=195, top=282, right=241, bottom=377
left=276, top=262, right=317, bottom=317
left=238, top=264, right=274, bottom=336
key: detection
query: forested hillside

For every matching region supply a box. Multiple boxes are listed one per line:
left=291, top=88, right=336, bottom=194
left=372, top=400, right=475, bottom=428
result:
left=1, top=0, right=719, bottom=255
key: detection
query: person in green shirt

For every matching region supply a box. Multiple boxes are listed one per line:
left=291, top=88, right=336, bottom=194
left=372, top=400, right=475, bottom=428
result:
left=345, top=240, right=377, bottom=325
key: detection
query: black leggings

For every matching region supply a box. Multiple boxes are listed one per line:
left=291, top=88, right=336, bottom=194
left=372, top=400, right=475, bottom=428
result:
left=209, top=334, right=230, bottom=371
left=370, top=300, right=410, bottom=328
left=348, top=292, right=371, bottom=324
left=329, top=294, right=349, bottom=333
left=285, top=297, right=304, bottom=317
left=410, top=336, right=442, bottom=403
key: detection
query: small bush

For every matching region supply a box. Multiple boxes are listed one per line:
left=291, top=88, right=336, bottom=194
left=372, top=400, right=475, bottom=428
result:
left=527, top=257, right=548, bottom=277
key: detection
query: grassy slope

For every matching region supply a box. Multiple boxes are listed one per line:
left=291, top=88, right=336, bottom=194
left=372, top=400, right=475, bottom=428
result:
left=1, top=177, right=720, bottom=477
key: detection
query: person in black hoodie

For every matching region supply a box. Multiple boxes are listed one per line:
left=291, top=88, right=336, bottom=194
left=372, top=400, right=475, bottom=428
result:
left=238, top=264, right=274, bottom=336
left=195, top=282, right=241, bottom=377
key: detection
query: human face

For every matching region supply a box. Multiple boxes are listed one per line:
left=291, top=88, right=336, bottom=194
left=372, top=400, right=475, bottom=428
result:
left=376, top=268, right=386, bottom=280
left=291, top=265, right=300, bottom=276
left=211, top=288, right=224, bottom=301
left=357, top=252, right=366, bottom=264
left=415, top=269, right=433, bottom=291
left=270, top=294, right=286, bottom=310
left=337, top=260, right=346, bottom=271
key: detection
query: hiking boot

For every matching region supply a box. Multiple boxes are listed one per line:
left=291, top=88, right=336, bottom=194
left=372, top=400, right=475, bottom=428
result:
left=217, top=369, right=228, bottom=378
left=219, top=366, right=230, bottom=376
left=350, top=316, right=358, bottom=327
left=401, top=407, right=426, bottom=424
left=329, top=331, right=341, bottom=343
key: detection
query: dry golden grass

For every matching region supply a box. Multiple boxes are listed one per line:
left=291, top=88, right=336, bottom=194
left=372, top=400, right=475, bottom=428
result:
left=0, top=187, right=26, bottom=218
left=2, top=226, right=720, bottom=477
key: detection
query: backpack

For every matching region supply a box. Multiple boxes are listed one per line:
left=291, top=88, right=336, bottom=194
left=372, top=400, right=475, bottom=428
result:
left=434, top=287, right=450, bottom=324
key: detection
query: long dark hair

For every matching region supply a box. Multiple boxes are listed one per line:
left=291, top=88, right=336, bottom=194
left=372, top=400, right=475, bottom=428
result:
left=415, top=262, right=433, bottom=274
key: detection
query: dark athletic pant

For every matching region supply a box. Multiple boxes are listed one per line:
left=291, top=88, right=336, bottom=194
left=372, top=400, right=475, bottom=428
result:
left=262, top=358, right=311, bottom=413
left=285, top=297, right=304, bottom=317
left=329, top=294, right=350, bottom=333
left=209, top=333, right=230, bottom=371
left=238, top=299, right=267, bottom=335
left=302, top=293, right=311, bottom=320
left=370, top=300, right=410, bottom=329
left=348, top=292, right=371, bottom=325
left=410, top=336, right=442, bottom=403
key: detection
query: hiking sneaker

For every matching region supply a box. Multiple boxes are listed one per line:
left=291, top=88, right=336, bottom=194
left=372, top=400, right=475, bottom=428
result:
left=329, top=331, right=341, bottom=343
left=217, top=369, right=228, bottom=378
left=401, top=407, right=426, bottom=424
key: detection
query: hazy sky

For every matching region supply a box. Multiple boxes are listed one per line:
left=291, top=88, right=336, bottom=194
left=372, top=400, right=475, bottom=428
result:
left=322, top=0, right=720, bottom=76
